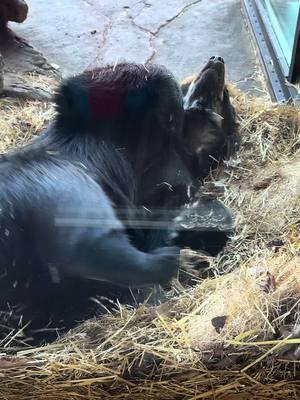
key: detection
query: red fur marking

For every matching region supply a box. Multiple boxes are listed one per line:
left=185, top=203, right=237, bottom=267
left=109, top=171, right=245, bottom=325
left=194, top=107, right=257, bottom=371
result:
left=89, top=85, right=127, bottom=120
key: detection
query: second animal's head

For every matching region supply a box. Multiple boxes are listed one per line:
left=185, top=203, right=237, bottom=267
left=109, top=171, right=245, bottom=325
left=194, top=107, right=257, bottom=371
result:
left=180, top=56, right=239, bottom=179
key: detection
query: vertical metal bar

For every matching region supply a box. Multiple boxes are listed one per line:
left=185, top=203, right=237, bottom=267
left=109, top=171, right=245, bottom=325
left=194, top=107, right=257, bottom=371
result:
left=241, top=0, right=299, bottom=103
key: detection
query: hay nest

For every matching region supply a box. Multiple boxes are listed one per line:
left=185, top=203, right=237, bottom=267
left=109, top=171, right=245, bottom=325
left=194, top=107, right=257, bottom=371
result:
left=0, top=82, right=299, bottom=399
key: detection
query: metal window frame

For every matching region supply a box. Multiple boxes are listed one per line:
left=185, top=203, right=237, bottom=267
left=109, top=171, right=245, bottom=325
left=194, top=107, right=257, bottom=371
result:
left=290, top=9, right=300, bottom=82
left=241, top=0, right=300, bottom=104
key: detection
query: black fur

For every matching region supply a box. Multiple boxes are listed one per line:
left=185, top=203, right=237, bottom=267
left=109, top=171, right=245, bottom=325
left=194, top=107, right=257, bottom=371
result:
left=180, top=57, right=239, bottom=179
left=0, top=63, right=186, bottom=343
left=0, top=60, right=238, bottom=344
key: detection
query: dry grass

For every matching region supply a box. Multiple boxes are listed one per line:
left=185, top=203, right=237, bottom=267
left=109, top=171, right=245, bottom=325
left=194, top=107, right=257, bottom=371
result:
left=0, top=98, right=54, bottom=152
left=207, top=85, right=300, bottom=274
left=0, top=83, right=299, bottom=399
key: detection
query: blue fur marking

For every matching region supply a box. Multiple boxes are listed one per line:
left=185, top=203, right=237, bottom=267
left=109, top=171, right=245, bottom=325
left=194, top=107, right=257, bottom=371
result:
left=126, top=87, right=156, bottom=110
left=69, top=81, right=90, bottom=120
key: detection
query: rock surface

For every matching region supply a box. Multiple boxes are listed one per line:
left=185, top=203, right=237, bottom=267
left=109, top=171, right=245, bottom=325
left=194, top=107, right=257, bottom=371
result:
left=0, top=0, right=28, bottom=27
left=0, top=29, right=60, bottom=101
left=0, top=0, right=59, bottom=101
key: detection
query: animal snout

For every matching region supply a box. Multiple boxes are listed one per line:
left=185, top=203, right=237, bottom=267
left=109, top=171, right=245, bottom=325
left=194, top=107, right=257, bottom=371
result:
left=209, top=56, right=224, bottom=64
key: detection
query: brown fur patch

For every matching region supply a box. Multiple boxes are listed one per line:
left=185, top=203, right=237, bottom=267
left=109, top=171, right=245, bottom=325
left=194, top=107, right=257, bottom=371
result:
left=180, top=75, right=196, bottom=86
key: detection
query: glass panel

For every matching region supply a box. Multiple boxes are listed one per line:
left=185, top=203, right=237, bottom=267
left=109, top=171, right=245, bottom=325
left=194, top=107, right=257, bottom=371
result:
left=260, top=0, right=300, bottom=66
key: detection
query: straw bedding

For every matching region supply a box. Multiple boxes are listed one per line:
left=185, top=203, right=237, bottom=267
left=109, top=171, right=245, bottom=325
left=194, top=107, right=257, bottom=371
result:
left=0, top=79, right=299, bottom=399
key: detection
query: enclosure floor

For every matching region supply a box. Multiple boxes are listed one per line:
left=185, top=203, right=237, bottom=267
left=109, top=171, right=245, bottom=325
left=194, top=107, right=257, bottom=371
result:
left=12, top=0, right=265, bottom=95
